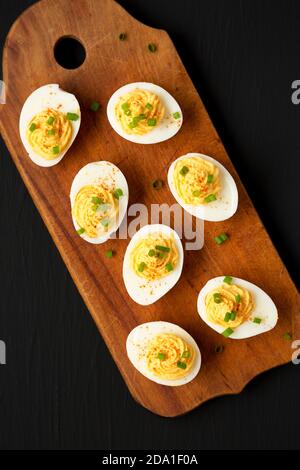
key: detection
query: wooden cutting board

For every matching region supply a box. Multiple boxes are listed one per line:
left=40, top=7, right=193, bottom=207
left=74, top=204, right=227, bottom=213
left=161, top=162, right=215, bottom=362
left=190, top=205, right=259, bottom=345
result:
left=0, top=0, right=299, bottom=417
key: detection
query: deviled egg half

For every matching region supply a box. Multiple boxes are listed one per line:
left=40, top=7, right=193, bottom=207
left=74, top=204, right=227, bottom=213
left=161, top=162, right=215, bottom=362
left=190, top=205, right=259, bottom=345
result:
left=107, top=82, right=183, bottom=144
left=70, top=161, right=128, bottom=244
left=126, top=321, right=201, bottom=386
left=197, top=276, right=278, bottom=339
left=168, top=153, right=238, bottom=221
left=19, top=84, right=81, bottom=167
left=123, top=224, right=183, bottom=305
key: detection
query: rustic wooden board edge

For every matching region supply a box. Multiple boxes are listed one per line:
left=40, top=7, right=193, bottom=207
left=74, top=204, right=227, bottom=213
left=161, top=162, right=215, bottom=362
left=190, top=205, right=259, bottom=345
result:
left=0, top=0, right=299, bottom=418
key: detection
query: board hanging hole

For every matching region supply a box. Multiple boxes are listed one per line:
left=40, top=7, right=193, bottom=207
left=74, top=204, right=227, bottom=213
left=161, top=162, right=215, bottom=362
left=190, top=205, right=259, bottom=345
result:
left=54, top=36, right=86, bottom=69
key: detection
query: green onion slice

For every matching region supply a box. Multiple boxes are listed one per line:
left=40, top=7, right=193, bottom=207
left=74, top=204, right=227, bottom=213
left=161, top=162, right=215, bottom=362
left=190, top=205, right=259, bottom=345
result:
left=192, top=190, right=202, bottom=197
left=101, top=218, right=110, bottom=227
left=121, top=102, right=130, bottom=112
left=155, top=245, right=170, bottom=253
left=182, top=351, right=190, bottom=358
left=213, top=293, right=222, bottom=303
left=204, top=194, right=217, bottom=203
left=157, top=353, right=166, bottom=360
left=165, top=263, right=173, bottom=272
left=148, top=249, right=156, bottom=257
left=283, top=332, right=292, bottom=340
left=91, top=196, right=103, bottom=205
left=29, top=123, right=36, bottom=132
left=253, top=317, right=262, bottom=324
left=177, top=361, right=187, bottom=370
left=207, top=174, right=213, bottom=184
left=146, top=103, right=153, bottom=110
left=113, top=188, right=123, bottom=199
left=235, top=294, right=241, bottom=303
left=223, top=275, right=233, bottom=285
left=179, top=166, right=189, bottom=176
left=48, top=129, right=55, bottom=135
left=52, top=146, right=59, bottom=155
left=66, top=112, right=79, bottom=121
left=173, top=111, right=180, bottom=119
left=138, top=262, right=147, bottom=272
left=147, top=118, right=157, bottom=126
left=106, top=250, right=113, bottom=258
left=222, top=327, right=234, bottom=338
left=77, top=227, right=85, bottom=235
left=224, top=312, right=232, bottom=322
left=47, top=116, right=55, bottom=125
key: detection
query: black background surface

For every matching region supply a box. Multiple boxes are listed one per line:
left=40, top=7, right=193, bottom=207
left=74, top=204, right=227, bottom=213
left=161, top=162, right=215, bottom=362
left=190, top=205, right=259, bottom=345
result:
left=0, top=0, right=300, bottom=450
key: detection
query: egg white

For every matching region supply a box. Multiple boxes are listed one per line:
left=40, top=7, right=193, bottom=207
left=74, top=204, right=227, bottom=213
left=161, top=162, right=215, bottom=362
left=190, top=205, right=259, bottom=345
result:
left=167, top=153, right=238, bottom=222
left=70, top=161, right=129, bottom=244
left=19, top=84, right=81, bottom=167
left=123, top=224, right=184, bottom=305
left=197, top=276, right=278, bottom=339
left=126, top=321, right=201, bottom=386
left=106, top=82, right=183, bottom=144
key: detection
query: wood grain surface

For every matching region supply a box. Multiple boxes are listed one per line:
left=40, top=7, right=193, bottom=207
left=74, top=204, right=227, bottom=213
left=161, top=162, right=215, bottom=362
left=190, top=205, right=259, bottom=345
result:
left=0, top=0, right=299, bottom=417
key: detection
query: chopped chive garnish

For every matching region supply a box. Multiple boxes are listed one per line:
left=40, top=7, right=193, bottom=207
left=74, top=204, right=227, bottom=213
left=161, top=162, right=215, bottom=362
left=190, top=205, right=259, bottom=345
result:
left=179, top=166, right=189, bottom=176
left=213, top=293, right=222, bottom=303
left=253, top=317, right=262, bottom=324
left=29, top=123, right=36, bottom=132
left=207, top=174, right=213, bottom=184
left=155, top=245, right=170, bottom=253
left=283, top=332, right=292, bottom=341
left=77, top=227, right=85, bottom=235
left=91, top=196, right=103, bottom=205
left=214, top=236, right=223, bottom=245
left=223, top=275, right=233, bottom=285
left=106, top=250, right=113, bottom=258
left=157, top=353, right=166, bottom=360
left=145, top=102, right=153, bottom=110
left=230, top=311, right=237, bottom=320
left=177, top=361, right=187, bottom=370
left=119, top=32, right=126, bottom=41
left=121, top=102, right=129, bottom=112
left=204, top=193, right=217, bottom=203
left=147, top=118, right=157, bottom=126
left=222, top=327, right=234, bottom=338
left=138, top=262, right=147, bottom=272
left=224, top=312, right=232, bottom=322
left=101, top=217, right=110, bottom=227
left=52, top=146, right=59, bottom=155
left=66, top=112, right=79, bottom=121
left=173, top=111, right=180, bottom=119
left=214, top=233, right=228, bottom=245
left=182, top=350, right=190, bottom=358
left=129, top=115, right=145, bottom=128
left=152, top=179, right=163, bottom=190
left=90, top=101, right=100, bottom=112
left=148, top=43, right=157, bottom=53
left=48, top=129, right=55, bottom=135
left=165, top=263, right=173, bottom=272
left=155, top=251, right=165, bottom=259
left=148, top=249, right=156, bottom=257
left=214, top=345, right=224, bottom=353
left=235, top=294, right=241, bottom=303
left=113, top=188, right=123, bottom=199
left=47, top=116, right=55, bottom=125
left=192, top=190, right=202, bottom=197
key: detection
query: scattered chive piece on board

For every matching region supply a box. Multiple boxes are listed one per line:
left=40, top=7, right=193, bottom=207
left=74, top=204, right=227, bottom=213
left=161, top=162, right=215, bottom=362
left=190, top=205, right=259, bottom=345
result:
left=106, top=250, right=113, bottom=258
left=148, top=43, right=157, bottom=52
left=283, top=332, right=292, bottom=340
left=90, top=101, right=100, bottom=112
left=152, top=179, right=163, bottom=190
